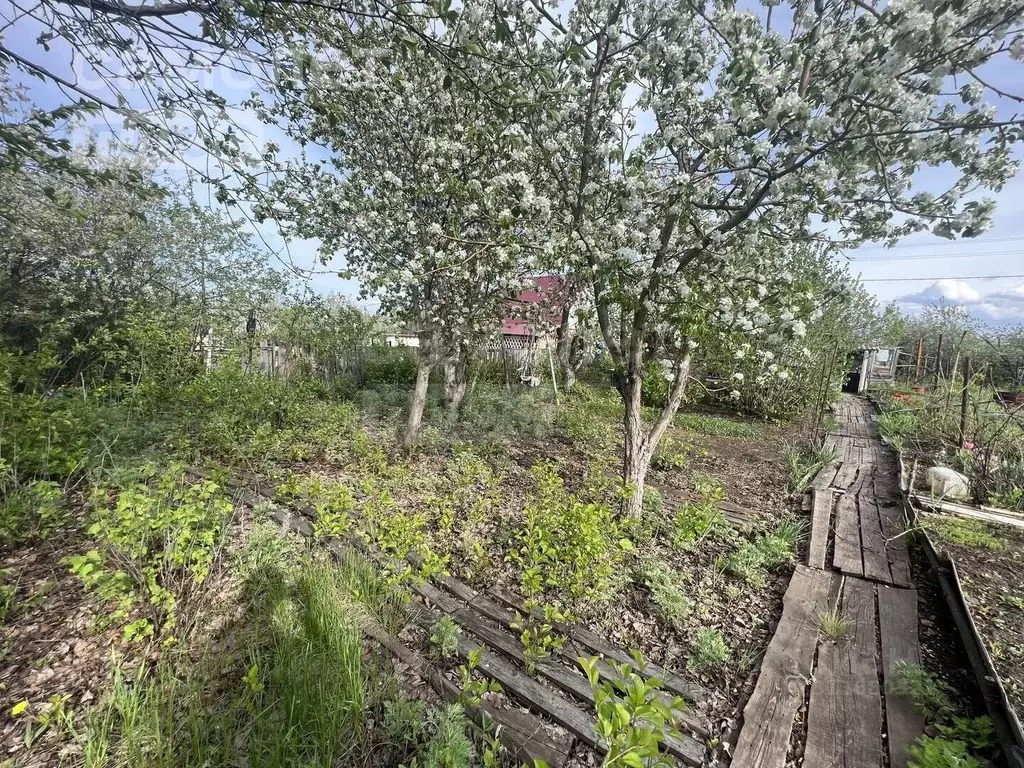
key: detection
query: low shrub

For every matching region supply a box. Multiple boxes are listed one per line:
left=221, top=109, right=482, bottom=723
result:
left=687, top=627, right=729, bottom=673
left=637, top=560, right=689, bottom=629
left=891, top=661, right=955, bottom=721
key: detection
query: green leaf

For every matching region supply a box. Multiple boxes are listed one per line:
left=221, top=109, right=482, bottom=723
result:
left=11, top=701, right=29, bottom=717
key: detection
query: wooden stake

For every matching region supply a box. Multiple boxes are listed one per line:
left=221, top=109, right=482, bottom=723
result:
left=547, top=345, right=560, bottom=406
left=959, top=357, right=972, bottom=448
left=934, top=333, right=944, bottom=384
left=915, top=336, right=924, bottom=381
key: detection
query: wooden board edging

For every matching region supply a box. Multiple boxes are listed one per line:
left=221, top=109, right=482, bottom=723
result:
left=902, top=491, right=1024, bottom=768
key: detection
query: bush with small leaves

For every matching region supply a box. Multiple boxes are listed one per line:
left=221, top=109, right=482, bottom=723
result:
left=430, top=616, right=461, bottom=660
left=891, top=662, right=955, bottom=722
left=687, top=627, right=729, bottom=673
left=638, top=561, right=689, bottom=629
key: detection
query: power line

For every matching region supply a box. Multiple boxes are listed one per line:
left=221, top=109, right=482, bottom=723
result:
left=848, top=235, right=1024, bottom=250
left=848, top=249, right=1024, bottom=262
left=859, top=274, right=1024, bottom=282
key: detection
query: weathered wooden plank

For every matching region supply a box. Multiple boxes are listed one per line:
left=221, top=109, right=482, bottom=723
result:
left=732, top=565, right=833, bottom=768
left=807, top=489, right=833, bottom=570
left=811, top=463, right=841, bottom=492
left=860, top=493, right=894, bottom=584
left=486, top=585, right=709, bottom=706
left=833, top=490, right=864, bottom=577
left=804, top=577, right=884, bottom=768
left=831, top=461, right=859, bottom=492
left=406, top=601, right=604, bottom=749
left=422, top=579, right=708, bottom=756
left=878, top=586, right=925, bottom=768
left=876, top=502, right=912, bottom=588
left=362, top=615, right=573, bottom=768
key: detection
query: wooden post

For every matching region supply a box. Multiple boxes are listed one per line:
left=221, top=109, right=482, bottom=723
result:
left=914, top=336, right=924, bottom=382
left=959, top=357, right=971, bottom=448
left=547, top=346, right=559, bottom=406
left=934, top=333, right=944, bottom=383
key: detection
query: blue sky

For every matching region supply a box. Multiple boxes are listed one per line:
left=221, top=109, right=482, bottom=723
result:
left=4, top=4, right=1024, bottom=323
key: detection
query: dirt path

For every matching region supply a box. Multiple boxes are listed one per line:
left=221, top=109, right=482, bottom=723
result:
left=731, top=395, right=925, bottom=768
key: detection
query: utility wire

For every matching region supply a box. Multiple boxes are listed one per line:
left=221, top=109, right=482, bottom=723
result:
left=849, top=249, right=1024, bottom=262
left=860, top=272, right=1024, bottom=280
left=849, top=234, right=1024, bottom=250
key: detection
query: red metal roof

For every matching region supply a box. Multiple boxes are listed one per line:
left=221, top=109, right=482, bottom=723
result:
left=502, top=275, right=565, bottom=336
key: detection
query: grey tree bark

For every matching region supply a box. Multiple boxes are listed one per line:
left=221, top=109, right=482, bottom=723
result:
left=403, top=337, right=434, bottom=451
left=619, top=353, right=692, bottom=519
left=442, top=349, right=469, bottom=415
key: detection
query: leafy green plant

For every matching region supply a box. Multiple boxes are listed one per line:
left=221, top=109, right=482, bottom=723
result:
left=989, top=485, right=1024, bottom=511
left=672, top=501, right=724, bottom=548
left=687, top=627, right=729, bottom=673
left=509, top=461, right=631, bottom=605
left=420, top=703, right=475, bottom=768
left=0, top=478, right=66, bottom=544
left=513, top=600, right=572, bottom=674
left=638, top=561, right=689, bottom=629
left=720, top=541, right=768, bottom=587
left=652, top=436, right=691, bottom=471
left=817, top=608, right=853, bottom=641
left=891, top=661, right=955, bottom=721
left=579, top=653, right=682, bottom=767
left=430, top=616, right=462, bottom=660
left=906, top=736, right=982, bottom=768
left=457, top=646, right=502, bottom=705
left=14, top=694, right=77, bottom=748
left=71, top=463, right=232, bottom=634
left=935, top=716, right=996, bottom=754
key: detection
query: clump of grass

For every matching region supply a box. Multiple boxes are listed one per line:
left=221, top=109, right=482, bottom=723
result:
left=891, top=661, right=955, bottom=721
left=817, top=607, right=853, bottom=641
left=720, top=519, right=802, bottom=587
left=82, top=546, right=437, bottom=768
left=429, top=616, right=462, bottom=660
left=687, top=627, right=729, bottom=673
left=877, top=409, right=917, bottom=453
left=784, top=440, right=838, bottom=493
left=925, top=516, right=1005, bottom=552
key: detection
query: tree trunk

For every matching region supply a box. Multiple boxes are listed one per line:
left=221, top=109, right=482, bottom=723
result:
left=620, top=353, right=693, bottom=518
left=403, top=345, right=434, bottom=451
left=442, top=351, right=469, bottom=415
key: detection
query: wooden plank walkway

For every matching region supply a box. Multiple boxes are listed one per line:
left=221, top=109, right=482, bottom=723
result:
left=734, top=395, right=925, bottom=767
left=732, top=566, right=833, bottom=767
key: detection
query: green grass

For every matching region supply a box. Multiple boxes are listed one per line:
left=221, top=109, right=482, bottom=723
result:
left=82, top=529, right=463, bottom=768
left=672, top=412, right=759, bottom=438
left=784, top=440, right=838, bottom=493
left=924, top=516, right=1006, bottom=552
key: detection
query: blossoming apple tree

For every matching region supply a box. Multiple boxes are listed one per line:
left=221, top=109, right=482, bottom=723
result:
left=254, top=12, right=554, bottom=448
left=516, top=0, right=1024, bottom=515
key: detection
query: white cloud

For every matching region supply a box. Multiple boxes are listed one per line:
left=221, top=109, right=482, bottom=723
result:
left=910, top=279, right=982, bottom=303
left=899, top=280, right=1024, bottom=325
